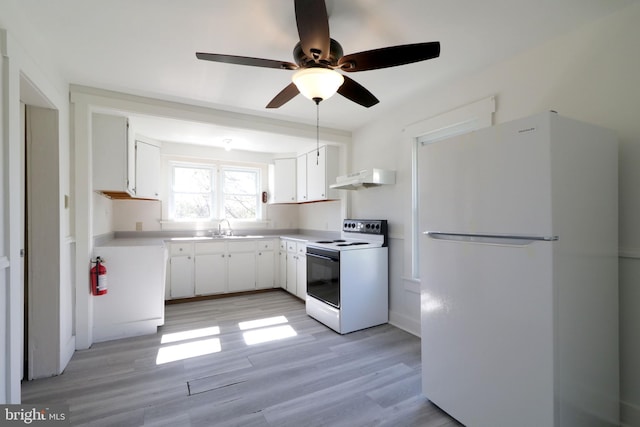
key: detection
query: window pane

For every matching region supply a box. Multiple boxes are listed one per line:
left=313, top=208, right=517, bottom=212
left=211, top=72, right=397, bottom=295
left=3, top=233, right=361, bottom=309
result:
left=223, top=170, right=256, bottom=195
left=224, top=195, right=257, bottom=219
left=222, top=169, right=258, bottom=220
left=174, top=193, right=211, bottom=220
left=174, top=167, right=211, bottom=193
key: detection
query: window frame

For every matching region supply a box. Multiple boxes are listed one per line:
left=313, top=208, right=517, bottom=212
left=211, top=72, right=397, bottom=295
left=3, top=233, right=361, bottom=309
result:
left=169, top=162, right=217, bottom=222
left=168, top=160, right=263, bottom=223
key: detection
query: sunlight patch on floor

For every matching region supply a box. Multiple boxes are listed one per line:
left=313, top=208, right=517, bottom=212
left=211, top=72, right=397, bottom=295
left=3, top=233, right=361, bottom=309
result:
left=243, top=325, right=297, bottom=345
left=156, top=338, right=221, bottom=364
left=238, top=315, right=288, bottom=331
left=155, top=314, right=299, bottom=364
left=160, top=326, right=221, bottom=344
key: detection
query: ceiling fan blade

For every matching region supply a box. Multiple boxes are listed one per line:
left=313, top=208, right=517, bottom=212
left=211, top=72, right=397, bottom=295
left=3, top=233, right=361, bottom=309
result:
left=266, top=83, right=300, bottom=108
left=196, top=52, right=297, bottom=70
left=337, top=75, right=379, bottom=108
left=338, top=41, right=440, bottom=72
left=294, top=0, right=331, bottom=60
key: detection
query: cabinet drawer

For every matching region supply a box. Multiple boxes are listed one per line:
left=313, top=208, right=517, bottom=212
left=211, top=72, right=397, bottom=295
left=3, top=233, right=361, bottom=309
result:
left=227, top=240, right=256, bottom=252
left=195, top=241, right=226, bottom=255
left=258, top=240, right=275, bottom=251
left=296, top=242, right=306, bottom=255
left=170, top=243, right=193, bottom=256
left=286, top=240, right=297, bottom=252
left=279, top=240, right=287, bottom=251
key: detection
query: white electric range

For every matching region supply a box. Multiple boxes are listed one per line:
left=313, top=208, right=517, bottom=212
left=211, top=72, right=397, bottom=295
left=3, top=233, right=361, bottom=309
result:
left=305, top=219, right=389, bottom=334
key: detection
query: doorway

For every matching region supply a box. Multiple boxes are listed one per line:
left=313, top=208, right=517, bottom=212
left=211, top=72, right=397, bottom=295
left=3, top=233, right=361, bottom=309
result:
left=20, top=75, right=62, bottom=381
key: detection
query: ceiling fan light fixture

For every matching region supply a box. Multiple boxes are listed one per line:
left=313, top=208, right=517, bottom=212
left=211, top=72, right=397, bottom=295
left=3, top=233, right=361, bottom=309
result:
left=292, top=68, right=344, bottom=102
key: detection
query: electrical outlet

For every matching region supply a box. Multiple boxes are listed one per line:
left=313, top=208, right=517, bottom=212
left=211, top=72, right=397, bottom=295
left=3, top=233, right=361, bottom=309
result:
left=135, top=222, right=143, bottom=231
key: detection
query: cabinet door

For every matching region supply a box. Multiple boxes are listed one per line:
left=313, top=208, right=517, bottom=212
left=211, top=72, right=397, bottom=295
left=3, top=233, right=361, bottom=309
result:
left=297, top=153, right=308, bottom=202
left=169, top=256, right=194, bottom=298
left=278, top=249, right=287, bottom=288
left=92, top=113, right=130, bottom=193
left=306, top=146, right=326, bottom=201
left=307, top=145, right=339, bottom=201
left=228, top=252, right=256, bottom=292
left=135, top=140, right=161, bottom=199
left=295, top=245, right=307, bottom=300
left=279, top=240, right=287, bottom=288
left=286, top=253, right=298, bottom=295
left=195, top=253, right=226, bottom=295
left=273, top=158, right=296, bottom=203
left=256, top=250, right=275, bottom=289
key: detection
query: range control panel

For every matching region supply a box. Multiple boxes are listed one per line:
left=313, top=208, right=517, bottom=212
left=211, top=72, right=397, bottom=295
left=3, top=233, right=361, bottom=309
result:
left=342, top=219, right=388, bottom=235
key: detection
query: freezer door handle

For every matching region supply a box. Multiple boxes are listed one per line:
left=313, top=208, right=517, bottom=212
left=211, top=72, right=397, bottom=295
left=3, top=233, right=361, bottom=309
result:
left=423, top=231, right=558, bottom=246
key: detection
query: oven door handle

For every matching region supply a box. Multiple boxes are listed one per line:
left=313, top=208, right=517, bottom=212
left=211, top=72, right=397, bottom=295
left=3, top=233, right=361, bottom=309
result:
left=306, top=253, right=339, bottom=263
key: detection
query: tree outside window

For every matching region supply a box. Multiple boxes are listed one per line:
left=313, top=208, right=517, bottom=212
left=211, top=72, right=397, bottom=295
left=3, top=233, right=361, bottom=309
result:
left=171, top=164, right=215, bottom=221
left=222, top=168, right=259, bottom=220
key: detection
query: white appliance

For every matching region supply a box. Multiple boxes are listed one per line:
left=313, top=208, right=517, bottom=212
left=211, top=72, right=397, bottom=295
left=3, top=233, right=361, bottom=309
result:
left=419, top=112, right=619, bottom=427
left=306, top=219, right=388, bottom=334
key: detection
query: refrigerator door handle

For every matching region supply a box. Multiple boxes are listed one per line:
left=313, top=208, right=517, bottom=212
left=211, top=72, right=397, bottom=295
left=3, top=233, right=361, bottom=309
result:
left=423, top=231, right=558, bottom=246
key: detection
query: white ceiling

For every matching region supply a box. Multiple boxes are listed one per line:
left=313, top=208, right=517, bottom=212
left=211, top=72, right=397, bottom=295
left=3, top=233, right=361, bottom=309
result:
left=3, top=0, right=635, bottom=153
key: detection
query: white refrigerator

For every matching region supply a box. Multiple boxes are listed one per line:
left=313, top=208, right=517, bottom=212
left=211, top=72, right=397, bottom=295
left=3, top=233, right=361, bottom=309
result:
left=419, top=112, right=619, bottom=427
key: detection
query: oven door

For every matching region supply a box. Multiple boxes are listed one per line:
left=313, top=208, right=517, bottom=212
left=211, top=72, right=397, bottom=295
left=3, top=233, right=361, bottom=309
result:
left=306, top=247, right=340, bottom=308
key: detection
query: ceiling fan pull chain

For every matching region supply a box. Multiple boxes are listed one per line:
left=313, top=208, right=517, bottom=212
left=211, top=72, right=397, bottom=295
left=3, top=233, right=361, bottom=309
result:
left=316, top=99, right=320, bottom=165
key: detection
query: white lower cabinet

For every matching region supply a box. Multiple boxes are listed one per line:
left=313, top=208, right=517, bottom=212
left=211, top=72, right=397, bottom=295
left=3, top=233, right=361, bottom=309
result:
left=228, top=241, right=257, bottom=292
left=278, top=240, right=287, bottom=288
left=295, top=243, right=307, bottom=300
left=169, top=243, right=194, bottom=298
left=194, top=242, right=226, bottom=295
left=167, top=239, right=277, bottom=299
left=286, top=244, right=297, bottom=294
left=283, top=239, right=307, bottom=300
left=256, top=240, right=276, bottom=289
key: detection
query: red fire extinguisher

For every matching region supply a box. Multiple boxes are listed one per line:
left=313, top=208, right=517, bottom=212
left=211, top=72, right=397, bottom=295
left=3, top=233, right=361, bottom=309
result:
left=90, top=257, right=108, bottom=295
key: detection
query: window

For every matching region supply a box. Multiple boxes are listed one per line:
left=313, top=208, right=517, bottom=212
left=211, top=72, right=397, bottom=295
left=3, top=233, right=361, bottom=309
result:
left=169, top=162, right=261, bottom=222
left=171, top=164, right=215, bottom=221
left=406, top=96, right=495, bottom=278
left=221, top=167, right=259, bottom=219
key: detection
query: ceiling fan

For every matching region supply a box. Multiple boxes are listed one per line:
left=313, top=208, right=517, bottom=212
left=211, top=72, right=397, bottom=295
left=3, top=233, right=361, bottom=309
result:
left=196, top=0, right=440, bottom=109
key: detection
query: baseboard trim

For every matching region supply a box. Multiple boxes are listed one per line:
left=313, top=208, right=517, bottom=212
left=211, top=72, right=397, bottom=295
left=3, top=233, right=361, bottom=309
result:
left=389, top=310, right=421, bottom=337
left=165, top=288, right=285, bottom=305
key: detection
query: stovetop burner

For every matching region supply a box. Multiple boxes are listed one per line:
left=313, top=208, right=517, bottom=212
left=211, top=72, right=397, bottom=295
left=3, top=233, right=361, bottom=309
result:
left=309, top=219, right=388, bottom=251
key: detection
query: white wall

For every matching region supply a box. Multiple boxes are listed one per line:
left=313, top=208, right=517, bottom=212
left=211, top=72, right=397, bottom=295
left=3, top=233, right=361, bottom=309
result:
left=350, top=3, right=640, bottom=424
left=298, top=200, right=342, bottom=232
left=0, top=25, right=73, bottom=400
left=112, top=199, right=161, bottom=232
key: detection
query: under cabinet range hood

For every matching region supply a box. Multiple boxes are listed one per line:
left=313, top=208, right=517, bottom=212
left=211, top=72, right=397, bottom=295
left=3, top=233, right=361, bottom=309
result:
left=330, top=169, right=396, bottom=190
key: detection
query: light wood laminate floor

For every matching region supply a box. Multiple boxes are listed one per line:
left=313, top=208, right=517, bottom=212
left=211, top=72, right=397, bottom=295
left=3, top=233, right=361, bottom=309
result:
left=22, top=290, right=461, bottom=427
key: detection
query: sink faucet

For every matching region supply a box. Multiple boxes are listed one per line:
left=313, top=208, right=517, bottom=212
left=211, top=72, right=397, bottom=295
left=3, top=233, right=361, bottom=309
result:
left=218, top=219, right=232, bottom=236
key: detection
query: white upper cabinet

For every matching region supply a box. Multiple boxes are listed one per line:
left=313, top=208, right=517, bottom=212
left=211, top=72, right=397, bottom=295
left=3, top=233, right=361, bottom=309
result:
left=92, top=113, right=161, bottom=200
left=305, top=145, right=339, bottom=202
left=92, top=113, right=134, bottom=195
left=134, top=139, right=161, bottom=199
left=297, top=153, right=308, bottom=202
left=271, top=145, right=340, bottom=204
left=271, top=158, right=297, bottom=203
